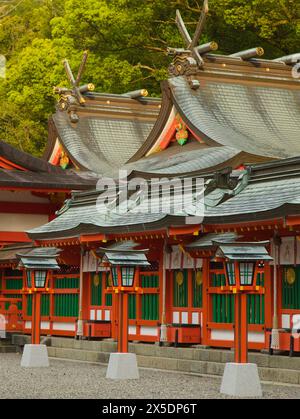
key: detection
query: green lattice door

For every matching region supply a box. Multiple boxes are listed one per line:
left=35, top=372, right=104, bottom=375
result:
left=211, top=271, right=265, bottom=325
left=282, top=267, right=300, bottom=310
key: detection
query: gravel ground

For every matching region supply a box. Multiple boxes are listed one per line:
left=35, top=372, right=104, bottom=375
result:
left=0, top=354, right=300, bottom=399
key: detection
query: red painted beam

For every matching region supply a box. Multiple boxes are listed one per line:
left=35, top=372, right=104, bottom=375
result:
left=0, top=232, right=31, bottom=243
left=0, top=187, right=71, bottom=193
left=169, top=225, right=201, bottom=236
left=0, top=202, right=58, bottom=215
left=80, top=234, right=106, bottom=243
left=286, top=216, right=300, bottom=227
left=0, top=157, right=27, bottom=171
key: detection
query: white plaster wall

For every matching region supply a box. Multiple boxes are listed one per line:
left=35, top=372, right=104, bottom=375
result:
left=0, top=213, right=48, bottom=231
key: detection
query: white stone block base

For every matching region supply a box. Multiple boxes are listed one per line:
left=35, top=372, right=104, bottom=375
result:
left=106, top=353, right=139, bottom=380
left=21, top=344, right=49, bottom=368
left=220, top=363, right=262, bottom=398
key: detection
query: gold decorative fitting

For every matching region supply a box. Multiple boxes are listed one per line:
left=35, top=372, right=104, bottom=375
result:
left=107, top=273, right=113, bottom=287
left=88, top=83, right=95, bottom=91
left=176, top=271, right=184, bottom=286
left=196, top=270, right=203, bottom=286
left=256, top=47, right=265, bottom=56
left=286, top=267, right=296, bottom=285
left=141, top=89, right=149, bottom=97
left=210, top=41, right=218, bottom=51
left=59, top=151, right=70, bottom=170
left=93, top=274, right=100, bottom=287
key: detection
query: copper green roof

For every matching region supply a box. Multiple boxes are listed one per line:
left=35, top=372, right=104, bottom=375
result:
left=0, top=140, right=96, bottom=190
left=49, top=93, right=161, bottom=174
left=214, top=242, right=273, bottom=261
left=169, top=76, right=300, bottom=160
left=27, top=158, right=300, bottom=240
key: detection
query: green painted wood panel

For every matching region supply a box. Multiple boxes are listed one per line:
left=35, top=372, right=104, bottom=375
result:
left=247, top=273, right=265, bottom=325
left=5, top=278, right=23, bottom=290
left=192, top=271, right=203, bottom=308
left=211, top=272, right=265, bottom=325
left=91, top=273, right=102, bottom=306
left=141, top=294, right=159, bottom=320
left=54, top=277, right=79, bottom=289
left=27, top=294, right=32, bottom=316
left=105, top=293, right=112, bottom=306
left=212, top=273, right=233, bottom=323
left=141, top=274, right=159, bottom=288
left=27, top=294, right=50, bottom=317
left=140, top=274, right=159, bottom=320
left=105, top=273, right=112, bottom=306
left=128, top=294, right=136, bottom=319
left=4, top=294, right=22, bottom=310
left=282, top=267, right=300, bottom=310
left=54, top=294, right=79, bottom=317
left=173, top=270, right=188, bottom=308
left=41, top=294, right=50, bottom=316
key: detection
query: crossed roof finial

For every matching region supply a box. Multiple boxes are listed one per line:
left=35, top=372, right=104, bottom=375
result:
left=54, top=51, right=95, bottom=112
left=169, top=0, right=215, bottom=73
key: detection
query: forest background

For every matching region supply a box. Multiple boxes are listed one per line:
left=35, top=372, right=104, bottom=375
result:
left=0, top=0, right=299, bottom=156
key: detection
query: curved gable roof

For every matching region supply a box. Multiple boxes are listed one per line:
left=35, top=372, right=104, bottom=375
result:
left=170, top=76, right=300, bottom=160
left=0, top=140, right=60, bottom=173
left=48, top=93, right=161, bottom=174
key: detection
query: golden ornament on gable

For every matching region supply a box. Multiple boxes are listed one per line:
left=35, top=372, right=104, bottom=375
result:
left=59, top=151, right=70, bottom=170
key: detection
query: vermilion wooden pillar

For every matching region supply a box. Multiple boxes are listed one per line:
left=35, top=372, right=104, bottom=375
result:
left=202, top=258, right=210, bottom=345
left=234, top=293, right=248, bottom=363
left=264, top=263, right=273, bottom=330
left=31, top=292, right=41, bottom=345
left=118, top=293, right=129, bottom=353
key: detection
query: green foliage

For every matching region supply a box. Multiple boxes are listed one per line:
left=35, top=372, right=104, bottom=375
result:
left=0, top=0, right=299, bottom=156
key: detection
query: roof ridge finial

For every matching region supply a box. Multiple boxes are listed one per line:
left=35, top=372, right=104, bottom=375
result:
left=54, top=51, right=95, bottom=121
left=190, top=0, right=209, bottom=49
left=169, top=0, right=216, bottom=76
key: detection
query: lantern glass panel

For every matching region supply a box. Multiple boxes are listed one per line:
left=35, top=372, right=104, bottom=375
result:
left=239, top=262, right=255, bottom=286
left=226, top=262, right=236, bottom=286
left=34, top=270, right=47, bottom=288
left=26, top=271, right=32, bottom=288
left=111, top=267, right=119, bottom=287
left=121, top=267, right=135, bottom=287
